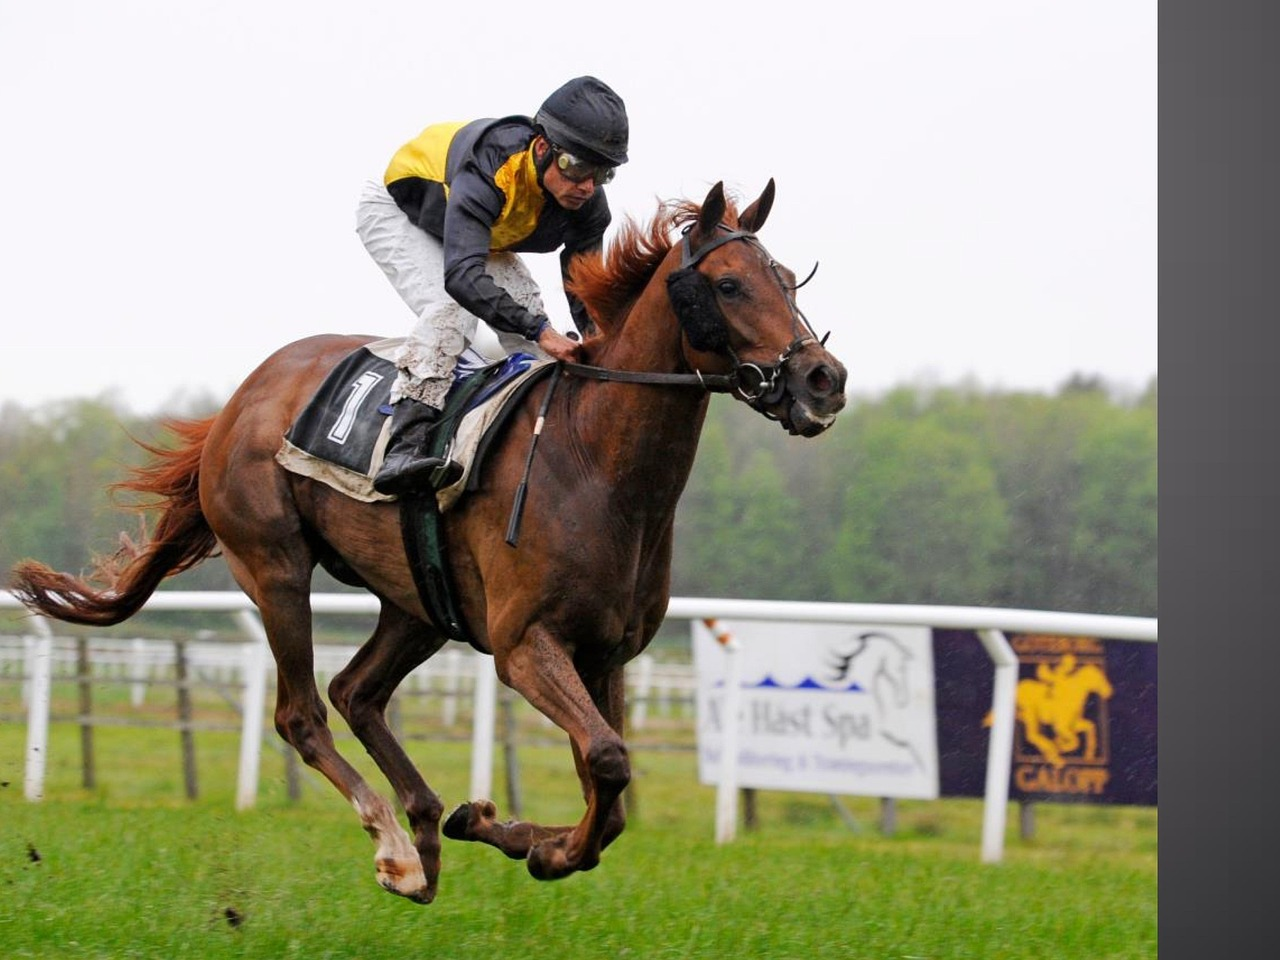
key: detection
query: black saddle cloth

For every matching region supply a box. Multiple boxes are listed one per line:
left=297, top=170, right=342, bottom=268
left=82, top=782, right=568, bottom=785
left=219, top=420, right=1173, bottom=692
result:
left=284, top=346, right=544, bottom=477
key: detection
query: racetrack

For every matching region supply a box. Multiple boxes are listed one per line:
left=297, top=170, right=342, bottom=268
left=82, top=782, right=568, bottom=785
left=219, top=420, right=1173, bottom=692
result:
left=1, top=722, right=1155, bottom=960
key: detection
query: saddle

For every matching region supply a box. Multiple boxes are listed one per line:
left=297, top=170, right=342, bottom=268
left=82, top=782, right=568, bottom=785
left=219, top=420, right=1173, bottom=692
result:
left=276, top=337, right=557, bottom=644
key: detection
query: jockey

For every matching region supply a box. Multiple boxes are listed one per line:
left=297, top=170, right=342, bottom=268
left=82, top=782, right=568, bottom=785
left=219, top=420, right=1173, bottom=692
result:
left=356, top=76, right=630, bottom=496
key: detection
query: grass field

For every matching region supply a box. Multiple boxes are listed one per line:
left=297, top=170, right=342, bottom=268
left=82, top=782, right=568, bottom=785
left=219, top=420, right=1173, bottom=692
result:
left=1, top=688, right=1156, bottom=960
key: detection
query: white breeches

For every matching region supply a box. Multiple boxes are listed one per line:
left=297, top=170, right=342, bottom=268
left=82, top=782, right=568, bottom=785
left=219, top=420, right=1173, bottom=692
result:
left=354, top=179, right=548, bottom=407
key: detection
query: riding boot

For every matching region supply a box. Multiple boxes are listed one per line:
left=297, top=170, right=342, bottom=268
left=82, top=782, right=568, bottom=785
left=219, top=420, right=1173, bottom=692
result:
left=372, top=400, right=463, bottom=496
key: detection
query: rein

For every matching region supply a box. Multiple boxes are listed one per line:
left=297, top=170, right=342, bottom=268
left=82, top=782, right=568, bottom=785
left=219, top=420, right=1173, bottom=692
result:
left=560, top=361, right=733, bottom=391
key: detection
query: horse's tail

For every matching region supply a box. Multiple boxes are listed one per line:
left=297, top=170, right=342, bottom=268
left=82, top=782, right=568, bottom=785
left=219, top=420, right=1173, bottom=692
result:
left=8, top=417, right=220, bottom=627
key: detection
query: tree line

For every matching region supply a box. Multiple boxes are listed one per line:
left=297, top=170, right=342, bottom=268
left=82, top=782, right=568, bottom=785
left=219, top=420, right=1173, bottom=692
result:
left=675, top=373, right=1155, bottom=617
left=0, top=373, right=1155, bottom=621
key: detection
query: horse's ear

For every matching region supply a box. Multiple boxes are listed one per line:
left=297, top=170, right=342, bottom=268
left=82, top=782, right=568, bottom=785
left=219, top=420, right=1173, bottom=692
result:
left=738, top=178, right=775, bottom=234
left=697, top=181, right=727, bottom=236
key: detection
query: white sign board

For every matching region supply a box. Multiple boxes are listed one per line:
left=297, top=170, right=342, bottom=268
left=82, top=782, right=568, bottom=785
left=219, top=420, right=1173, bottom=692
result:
left=693, top=620, right=940, bottom=799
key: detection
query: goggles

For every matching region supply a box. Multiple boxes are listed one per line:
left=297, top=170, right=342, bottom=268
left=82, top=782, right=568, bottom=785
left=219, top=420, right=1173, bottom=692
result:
left=552, top=145, right=616, bottom=185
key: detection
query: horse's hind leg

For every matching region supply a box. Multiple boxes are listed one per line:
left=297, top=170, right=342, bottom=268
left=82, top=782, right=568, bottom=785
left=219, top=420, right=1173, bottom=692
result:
left=327, top=604, right=449, bottom=902
left=223, top=554, right=434, bottom=903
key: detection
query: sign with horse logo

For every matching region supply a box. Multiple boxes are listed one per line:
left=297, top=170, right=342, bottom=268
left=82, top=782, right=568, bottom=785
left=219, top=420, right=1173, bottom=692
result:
left=1008, top=635, right=1116, bottom=797
left=932, top=629, right=1157, bottom=806
left=693, top=621, right=940, bottom=799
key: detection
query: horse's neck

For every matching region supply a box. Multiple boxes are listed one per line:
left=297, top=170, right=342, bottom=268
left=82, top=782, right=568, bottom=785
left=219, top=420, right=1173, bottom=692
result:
left=591, top=279, right=688, bottom=375
left=570, top=289, right=710, bottom=508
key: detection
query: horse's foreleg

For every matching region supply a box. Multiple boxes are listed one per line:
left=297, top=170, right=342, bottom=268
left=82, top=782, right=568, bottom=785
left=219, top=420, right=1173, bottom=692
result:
left=441, top=800, right=577, bottom=858
left=444, top=628, right=628, bottom=880
left=328, top=604, right=449, bottom=903
left=441, top=675, right=627, bottom=864
left=572, top=667, right=628, bottom=853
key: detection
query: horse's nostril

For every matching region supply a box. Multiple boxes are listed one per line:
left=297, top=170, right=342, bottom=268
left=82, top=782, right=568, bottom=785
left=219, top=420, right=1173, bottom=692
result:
left=807, top=365, right=835, bottom=396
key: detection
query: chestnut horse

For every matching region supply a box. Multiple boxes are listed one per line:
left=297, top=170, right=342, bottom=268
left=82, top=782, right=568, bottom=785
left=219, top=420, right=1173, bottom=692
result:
left=10, top=180, right=846, bottom=903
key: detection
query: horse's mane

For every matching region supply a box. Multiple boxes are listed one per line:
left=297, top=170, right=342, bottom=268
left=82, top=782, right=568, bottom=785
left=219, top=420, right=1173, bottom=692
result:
left=566, top=193, right=742, bottom=335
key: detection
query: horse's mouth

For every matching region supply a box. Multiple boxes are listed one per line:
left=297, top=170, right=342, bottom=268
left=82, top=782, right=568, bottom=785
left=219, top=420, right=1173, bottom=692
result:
left=777, top=386, right=846, bottom=437
left=774, top=353, right=847, bottom=436
left=781, top=405, right=840, bottom=437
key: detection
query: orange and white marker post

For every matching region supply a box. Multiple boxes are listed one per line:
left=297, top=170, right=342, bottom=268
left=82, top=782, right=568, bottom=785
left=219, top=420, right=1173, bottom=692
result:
left=705, top=618, right=742, bottom=844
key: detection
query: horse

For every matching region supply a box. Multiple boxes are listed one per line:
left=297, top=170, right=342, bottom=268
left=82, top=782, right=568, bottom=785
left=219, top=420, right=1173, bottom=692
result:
left=9, top=179, right=847, bottom=904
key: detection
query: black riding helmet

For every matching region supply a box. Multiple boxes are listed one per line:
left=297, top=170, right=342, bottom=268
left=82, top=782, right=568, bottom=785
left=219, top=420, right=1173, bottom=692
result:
left=534, top=76, right=629, bottom=166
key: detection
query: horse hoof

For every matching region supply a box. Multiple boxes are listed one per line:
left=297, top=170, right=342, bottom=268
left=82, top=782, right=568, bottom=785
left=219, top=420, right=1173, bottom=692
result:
left=443, top=799, right=496, bottom=841
left=379, top=877, right=435, bottom=904
left=442, top=803, right=472, bottom=840
left=375, top=857, right=434, bottom=904
left=527, top=840, right=573, bottom=881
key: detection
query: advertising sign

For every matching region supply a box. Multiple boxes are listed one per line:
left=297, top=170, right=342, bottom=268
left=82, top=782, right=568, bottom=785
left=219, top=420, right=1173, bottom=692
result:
left=693, top=621, right=940, bottom=799
left=934, top=630, right=1157, bottom=806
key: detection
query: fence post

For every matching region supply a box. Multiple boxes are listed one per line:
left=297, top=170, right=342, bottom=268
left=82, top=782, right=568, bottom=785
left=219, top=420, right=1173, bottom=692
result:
left=630, top=653, right=653, bottom=731
left=174, top=640, right=198, bottom=800
left=77, top=637, right=96, bottom=790
left=880, top=797, right=897, bottom=836
left=284, top=747, right=302, bottom=801
left=23, top=617, right=53, bottom=802
left=977, top=628, right=1018, bottom=863
left=742, top=787, right=757, bottom=831
left=442, top=647, right=461, bottom=726
left=130, top=637, right=148, bottom=706
left=234, top=610, right=269, bottom=811
left=470, top=657, right=497, bottom=801
left=500, top=686, right=523, bottom=818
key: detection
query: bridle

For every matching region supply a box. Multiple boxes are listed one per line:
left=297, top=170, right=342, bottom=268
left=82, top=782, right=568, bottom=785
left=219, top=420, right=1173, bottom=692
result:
left=562, top=224, right=826, bottom=417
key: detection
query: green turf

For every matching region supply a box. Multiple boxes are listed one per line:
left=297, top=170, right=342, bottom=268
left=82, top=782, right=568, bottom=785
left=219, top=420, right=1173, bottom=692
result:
left=0, top=701, right=1155, bottom=959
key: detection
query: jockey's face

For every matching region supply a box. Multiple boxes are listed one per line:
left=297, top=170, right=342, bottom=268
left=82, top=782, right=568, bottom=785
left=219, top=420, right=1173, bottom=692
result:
left=535, top=137, right=600, bottom=210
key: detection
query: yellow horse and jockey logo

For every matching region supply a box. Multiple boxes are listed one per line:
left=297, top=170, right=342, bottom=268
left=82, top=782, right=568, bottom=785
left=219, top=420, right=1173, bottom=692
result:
left=1015, top=653, right=1114, bottom=768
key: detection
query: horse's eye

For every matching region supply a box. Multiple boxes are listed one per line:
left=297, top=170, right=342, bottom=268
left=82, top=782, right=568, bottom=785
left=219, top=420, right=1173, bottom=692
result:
left=715, top=278, right=741, bottom=298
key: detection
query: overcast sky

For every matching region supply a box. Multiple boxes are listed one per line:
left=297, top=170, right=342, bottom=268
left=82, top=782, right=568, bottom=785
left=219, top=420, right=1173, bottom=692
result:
left=0, top=1, right=1155, bottom=416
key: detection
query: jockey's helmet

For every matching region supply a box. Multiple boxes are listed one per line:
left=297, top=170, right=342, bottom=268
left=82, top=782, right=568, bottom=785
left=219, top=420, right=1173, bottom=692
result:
left=534, top=76, right=629, bottom=167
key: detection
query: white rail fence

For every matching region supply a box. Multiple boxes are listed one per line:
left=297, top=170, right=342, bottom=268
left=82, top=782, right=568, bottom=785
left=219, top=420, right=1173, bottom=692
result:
left=0, top=591, right=1156, bottom=863
left=0, top=633, right=696, bottom=727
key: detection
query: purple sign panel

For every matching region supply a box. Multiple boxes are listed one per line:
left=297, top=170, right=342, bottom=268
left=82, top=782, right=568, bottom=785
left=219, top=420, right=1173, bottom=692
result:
left=933, top=630, right=1157, bottom=806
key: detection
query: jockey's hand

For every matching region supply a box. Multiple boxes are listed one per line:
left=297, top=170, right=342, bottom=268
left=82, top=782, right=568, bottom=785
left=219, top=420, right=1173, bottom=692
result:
left=537, top=324, right=583, bottom=363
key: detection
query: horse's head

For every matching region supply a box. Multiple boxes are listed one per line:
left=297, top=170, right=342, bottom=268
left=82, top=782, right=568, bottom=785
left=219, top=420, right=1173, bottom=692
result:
left=665, top=180, right=848, bottom=436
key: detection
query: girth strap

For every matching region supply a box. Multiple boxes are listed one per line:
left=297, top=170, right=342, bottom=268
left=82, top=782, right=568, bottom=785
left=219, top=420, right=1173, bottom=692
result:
left=397, top=361, right=557, bottom=649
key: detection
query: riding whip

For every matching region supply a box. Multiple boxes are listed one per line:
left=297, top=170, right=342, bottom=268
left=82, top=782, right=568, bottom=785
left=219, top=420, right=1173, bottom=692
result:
left=505, top=366, right=561, bottom=547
